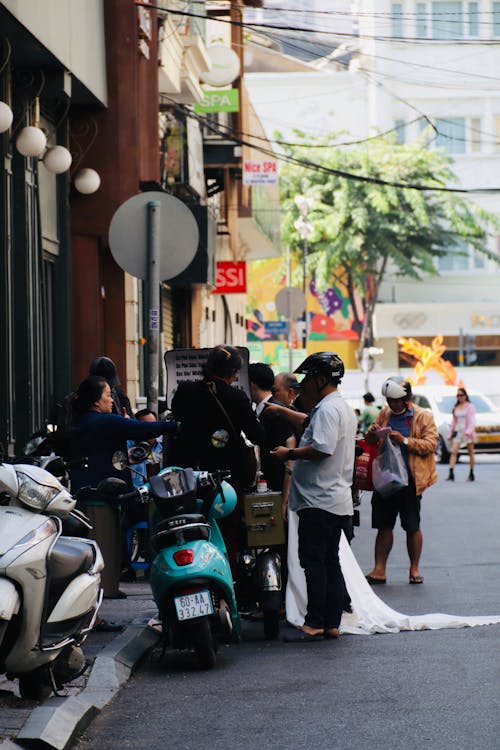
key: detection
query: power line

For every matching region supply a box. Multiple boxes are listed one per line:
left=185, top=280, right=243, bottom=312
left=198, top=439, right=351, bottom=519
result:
left=165, top=97, right=500, bottom=194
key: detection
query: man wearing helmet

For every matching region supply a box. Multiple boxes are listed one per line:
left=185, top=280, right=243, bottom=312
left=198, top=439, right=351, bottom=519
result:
left=365, top=376, right=438, bottom=585
left=271, top=352, right=357, bottom=642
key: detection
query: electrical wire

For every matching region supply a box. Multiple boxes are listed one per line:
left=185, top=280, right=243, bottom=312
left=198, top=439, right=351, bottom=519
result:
left=164, top=96, right=500, bottom=194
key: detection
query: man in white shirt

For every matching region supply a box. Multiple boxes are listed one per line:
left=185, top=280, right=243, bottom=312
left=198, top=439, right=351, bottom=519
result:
left=272, top=352, right=357, bottom=642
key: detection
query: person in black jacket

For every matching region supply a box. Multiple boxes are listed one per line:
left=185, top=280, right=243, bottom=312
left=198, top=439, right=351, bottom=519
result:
left=171, top=346, right=264, bottom=576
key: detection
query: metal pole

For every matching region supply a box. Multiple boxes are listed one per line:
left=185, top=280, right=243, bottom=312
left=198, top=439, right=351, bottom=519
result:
left=302, top=237, right=307, bottom=351
left=286, top=245, right=293, bottom=371
left=458, top=327, right=464, bottom=367
left=147, top=201, right=160, bottom=415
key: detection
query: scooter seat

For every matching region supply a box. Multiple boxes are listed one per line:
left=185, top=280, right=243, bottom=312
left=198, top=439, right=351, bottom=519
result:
left=47, top=537, right=95, bottom=583
left=154, top=514, right=210, bottom=549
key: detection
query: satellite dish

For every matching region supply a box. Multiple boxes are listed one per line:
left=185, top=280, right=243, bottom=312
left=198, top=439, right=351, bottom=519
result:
left=200, top=44, right=241, bottom=87
left=108, top=192, right=199, bottom=281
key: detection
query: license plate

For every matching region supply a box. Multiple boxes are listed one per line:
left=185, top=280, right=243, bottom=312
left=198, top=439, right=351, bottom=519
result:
left=174, top=591, right=213, bottom=621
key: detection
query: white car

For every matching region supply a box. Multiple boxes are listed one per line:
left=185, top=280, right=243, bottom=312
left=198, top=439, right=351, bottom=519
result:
left=411, top=385, right=500, bottom=464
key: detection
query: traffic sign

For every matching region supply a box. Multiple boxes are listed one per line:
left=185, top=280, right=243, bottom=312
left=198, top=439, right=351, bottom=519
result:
left=264, top=320, right=288, bottom=335
left=275, top=286, right=306, bottom=319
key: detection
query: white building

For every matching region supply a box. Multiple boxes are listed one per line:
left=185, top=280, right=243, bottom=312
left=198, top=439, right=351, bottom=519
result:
left=245, top=0, right=500, bottom=370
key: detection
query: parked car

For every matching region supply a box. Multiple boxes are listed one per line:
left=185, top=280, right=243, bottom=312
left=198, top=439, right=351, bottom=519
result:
left=411, top=386, right=500, bottom=464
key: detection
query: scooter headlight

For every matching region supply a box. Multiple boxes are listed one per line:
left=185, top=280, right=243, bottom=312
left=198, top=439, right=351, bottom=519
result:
left=16, top=471, right=61, bottom=510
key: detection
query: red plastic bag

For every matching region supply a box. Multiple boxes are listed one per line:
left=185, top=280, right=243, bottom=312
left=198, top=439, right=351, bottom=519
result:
left=353, top=438, right=378, bottom=491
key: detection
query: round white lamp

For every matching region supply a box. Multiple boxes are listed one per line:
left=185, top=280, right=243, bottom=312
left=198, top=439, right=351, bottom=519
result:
left=74, top=168, right=101, bottom=194
left=0, top=101, right=13, bottom=134
left=43, top=145, right=72, bottom=174
left=16, top=126, right=47, bottom=157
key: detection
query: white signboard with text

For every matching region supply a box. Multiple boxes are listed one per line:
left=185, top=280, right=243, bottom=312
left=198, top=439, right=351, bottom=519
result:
left=164, top=347, right=251, bottom=409
left=242, top=160, right=278, bottom=185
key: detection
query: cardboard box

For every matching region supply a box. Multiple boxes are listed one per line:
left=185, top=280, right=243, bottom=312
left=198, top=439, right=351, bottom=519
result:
left=244, top=492, right=285, bottom=547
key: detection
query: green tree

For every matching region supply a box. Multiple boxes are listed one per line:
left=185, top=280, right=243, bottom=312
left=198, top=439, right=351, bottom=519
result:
left=279, top=135, right=499, bottom=365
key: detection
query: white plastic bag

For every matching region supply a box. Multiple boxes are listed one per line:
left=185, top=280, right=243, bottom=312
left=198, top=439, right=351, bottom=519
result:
left=372, top=438, right=409, bottom=497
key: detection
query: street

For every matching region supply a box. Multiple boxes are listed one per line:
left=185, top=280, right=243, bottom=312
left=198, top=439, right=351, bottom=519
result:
left=74, top=457, right=500, bottom=750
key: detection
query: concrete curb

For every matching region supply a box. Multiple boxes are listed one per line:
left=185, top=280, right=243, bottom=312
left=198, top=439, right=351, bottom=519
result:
left=1, top=617, right=160, bottom=750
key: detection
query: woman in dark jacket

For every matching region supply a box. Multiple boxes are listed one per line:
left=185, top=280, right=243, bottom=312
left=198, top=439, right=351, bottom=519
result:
left=171, top=346, right=264, bottom=576
left=69, top=376, right=177, bottom=599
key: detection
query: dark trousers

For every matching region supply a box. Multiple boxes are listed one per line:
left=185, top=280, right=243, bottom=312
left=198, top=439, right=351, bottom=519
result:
left=298, top=508, right=347, bottom=630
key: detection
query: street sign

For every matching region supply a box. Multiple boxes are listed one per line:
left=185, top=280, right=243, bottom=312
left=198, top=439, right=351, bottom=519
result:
left=275, top=286, right=306, bottom=319
left=108, top=191, right=199, bottom=281
left=213, top=261, right=246, bottom=294
left=264, top=320, right=288, bottom=335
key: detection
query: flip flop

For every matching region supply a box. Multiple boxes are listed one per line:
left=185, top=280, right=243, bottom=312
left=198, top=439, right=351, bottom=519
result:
left=93, top=619, right=124, bottom=633
left=409, top=575, right=424, bottom=584
left=365, top=575, right=387, bottom=585
left=283, top=628, right=324, bottom=643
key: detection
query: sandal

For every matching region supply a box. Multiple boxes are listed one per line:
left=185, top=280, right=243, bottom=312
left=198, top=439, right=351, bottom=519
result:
left=93, top=619, right=124, bottom=632
left=365, top=575, right=387, bottom=585
left=283, top=627, right=324, bottom=643
left=409, top=574, right=424, bottom=585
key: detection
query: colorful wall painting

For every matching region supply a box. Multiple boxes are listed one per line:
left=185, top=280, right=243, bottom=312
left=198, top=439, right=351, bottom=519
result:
left=246, top=258, right=360, bottom=368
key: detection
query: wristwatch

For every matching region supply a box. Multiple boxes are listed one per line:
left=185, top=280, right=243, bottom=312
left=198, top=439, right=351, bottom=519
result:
left=287, top=449, right=296, bottom=460
left=403, top=437, right=409, bottom=446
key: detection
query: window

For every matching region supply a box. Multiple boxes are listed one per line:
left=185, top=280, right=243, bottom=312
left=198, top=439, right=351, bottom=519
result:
left=391, top=3, right=403, bottom=36
left=467, top=2, right=479, bottom=35
left=394, top=119, right=406, bottom=143
left=416, top=3, right=428, bottom=36
left=435, top=117, right=466, bottom=153
left=432, top=2, right=463, bottom=39
left=494, top=2, right=500, bottom=36
left=437, top=239, right=485, bottom=272
left=469, top=117, right=481, bottom=152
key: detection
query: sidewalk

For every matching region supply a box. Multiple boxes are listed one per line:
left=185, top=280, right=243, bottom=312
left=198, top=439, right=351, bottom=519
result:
left=0, top=577, right=160, bottom=750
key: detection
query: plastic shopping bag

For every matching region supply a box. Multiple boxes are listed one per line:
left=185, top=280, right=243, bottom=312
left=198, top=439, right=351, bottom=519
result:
left=371, top=437, right=409, bottom=497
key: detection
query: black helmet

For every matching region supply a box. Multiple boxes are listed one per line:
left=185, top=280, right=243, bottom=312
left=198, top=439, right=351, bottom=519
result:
left=89, top=356, right=120, bottom=386
left=294, top=352, right=345, bottom=382
left=381, top=376, right=412, bottom=401
left=204, top=345, right=242, bottom=379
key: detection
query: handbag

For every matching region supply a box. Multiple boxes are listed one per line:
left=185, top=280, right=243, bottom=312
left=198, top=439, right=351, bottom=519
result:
left=372, top=437, right=409, bottom=497
left=353, top=438, right=378, bottom=491
left=206, top=382, right=258, bottom=490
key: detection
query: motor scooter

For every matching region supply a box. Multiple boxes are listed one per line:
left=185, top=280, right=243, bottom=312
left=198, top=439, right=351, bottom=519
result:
left=102, top=460, right=240, bottom=669
left=0, top=463, right=104, bottom=700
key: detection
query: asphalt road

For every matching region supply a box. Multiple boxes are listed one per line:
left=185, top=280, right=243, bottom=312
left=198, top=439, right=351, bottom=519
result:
left=74, top=456, right=500, bottom=750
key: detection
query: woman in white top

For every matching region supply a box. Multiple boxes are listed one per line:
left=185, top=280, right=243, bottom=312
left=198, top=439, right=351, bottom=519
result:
left=446, top=388, right=476, bottom=482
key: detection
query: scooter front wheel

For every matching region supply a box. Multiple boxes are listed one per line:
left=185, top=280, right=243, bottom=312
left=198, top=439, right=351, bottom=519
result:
left=191, top=619, right=217, bottom=670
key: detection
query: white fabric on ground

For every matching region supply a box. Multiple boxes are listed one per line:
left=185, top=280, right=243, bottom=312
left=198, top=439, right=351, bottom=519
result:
left=285, top=510, right=500, bottom=634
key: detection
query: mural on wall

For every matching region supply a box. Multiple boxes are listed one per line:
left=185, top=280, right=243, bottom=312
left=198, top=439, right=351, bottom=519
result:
left=246, top=258, right=360, bottom=366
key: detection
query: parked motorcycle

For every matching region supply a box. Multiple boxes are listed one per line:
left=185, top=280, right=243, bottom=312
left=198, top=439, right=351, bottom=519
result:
left=0, top=463, right=104, bottom=700
left=102, top=459, right=240, bottom=669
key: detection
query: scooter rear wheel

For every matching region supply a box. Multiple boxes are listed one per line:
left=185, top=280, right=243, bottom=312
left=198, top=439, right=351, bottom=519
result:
left=191, top=619, right=217, bottom=670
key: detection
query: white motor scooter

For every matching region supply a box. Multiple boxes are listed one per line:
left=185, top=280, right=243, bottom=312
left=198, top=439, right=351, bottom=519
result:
left=0, top=463, right=104, bottom=700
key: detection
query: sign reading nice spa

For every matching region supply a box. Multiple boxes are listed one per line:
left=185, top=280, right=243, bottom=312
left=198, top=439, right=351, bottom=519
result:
left=193, top=89, right=239, bottom=114
left=242, top=160, right=278, bottom=185
left=213, top=261, right=246, bottom=294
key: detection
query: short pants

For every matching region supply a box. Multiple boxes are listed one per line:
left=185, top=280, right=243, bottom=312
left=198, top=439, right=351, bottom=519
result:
left=371, top=478, right=421, bottom=533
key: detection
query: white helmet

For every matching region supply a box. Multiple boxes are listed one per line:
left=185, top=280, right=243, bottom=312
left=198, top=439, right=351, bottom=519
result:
left=381, top=377, right=412, bottom=401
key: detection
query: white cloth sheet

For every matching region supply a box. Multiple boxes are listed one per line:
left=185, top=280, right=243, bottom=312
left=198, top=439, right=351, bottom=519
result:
left=285, top=510, right=500, bottom=634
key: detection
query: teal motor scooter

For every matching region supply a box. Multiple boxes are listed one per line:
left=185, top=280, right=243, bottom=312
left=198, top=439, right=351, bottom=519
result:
left=142, top=466, right=240, bottom=669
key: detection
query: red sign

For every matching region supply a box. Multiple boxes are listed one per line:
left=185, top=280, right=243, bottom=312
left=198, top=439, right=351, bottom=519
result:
left=213, top=261, right=247, bottom=294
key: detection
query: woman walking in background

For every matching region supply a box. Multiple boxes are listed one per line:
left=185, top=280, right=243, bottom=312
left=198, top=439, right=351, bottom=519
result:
left=447, top=388, right=476, bottom=482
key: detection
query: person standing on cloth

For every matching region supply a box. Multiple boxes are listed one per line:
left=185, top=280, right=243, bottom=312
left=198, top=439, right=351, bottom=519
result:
left=446, top=387, right=476, bottom=482
left=271, top=352, right=357, bottom=643
left=365, top=377, right=438, bottom=586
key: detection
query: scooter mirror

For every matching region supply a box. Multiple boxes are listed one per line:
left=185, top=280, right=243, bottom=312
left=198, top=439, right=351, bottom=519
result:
left=111, top=451, right=128, bottom=471
left=96, top=477, right=128, bottom=496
